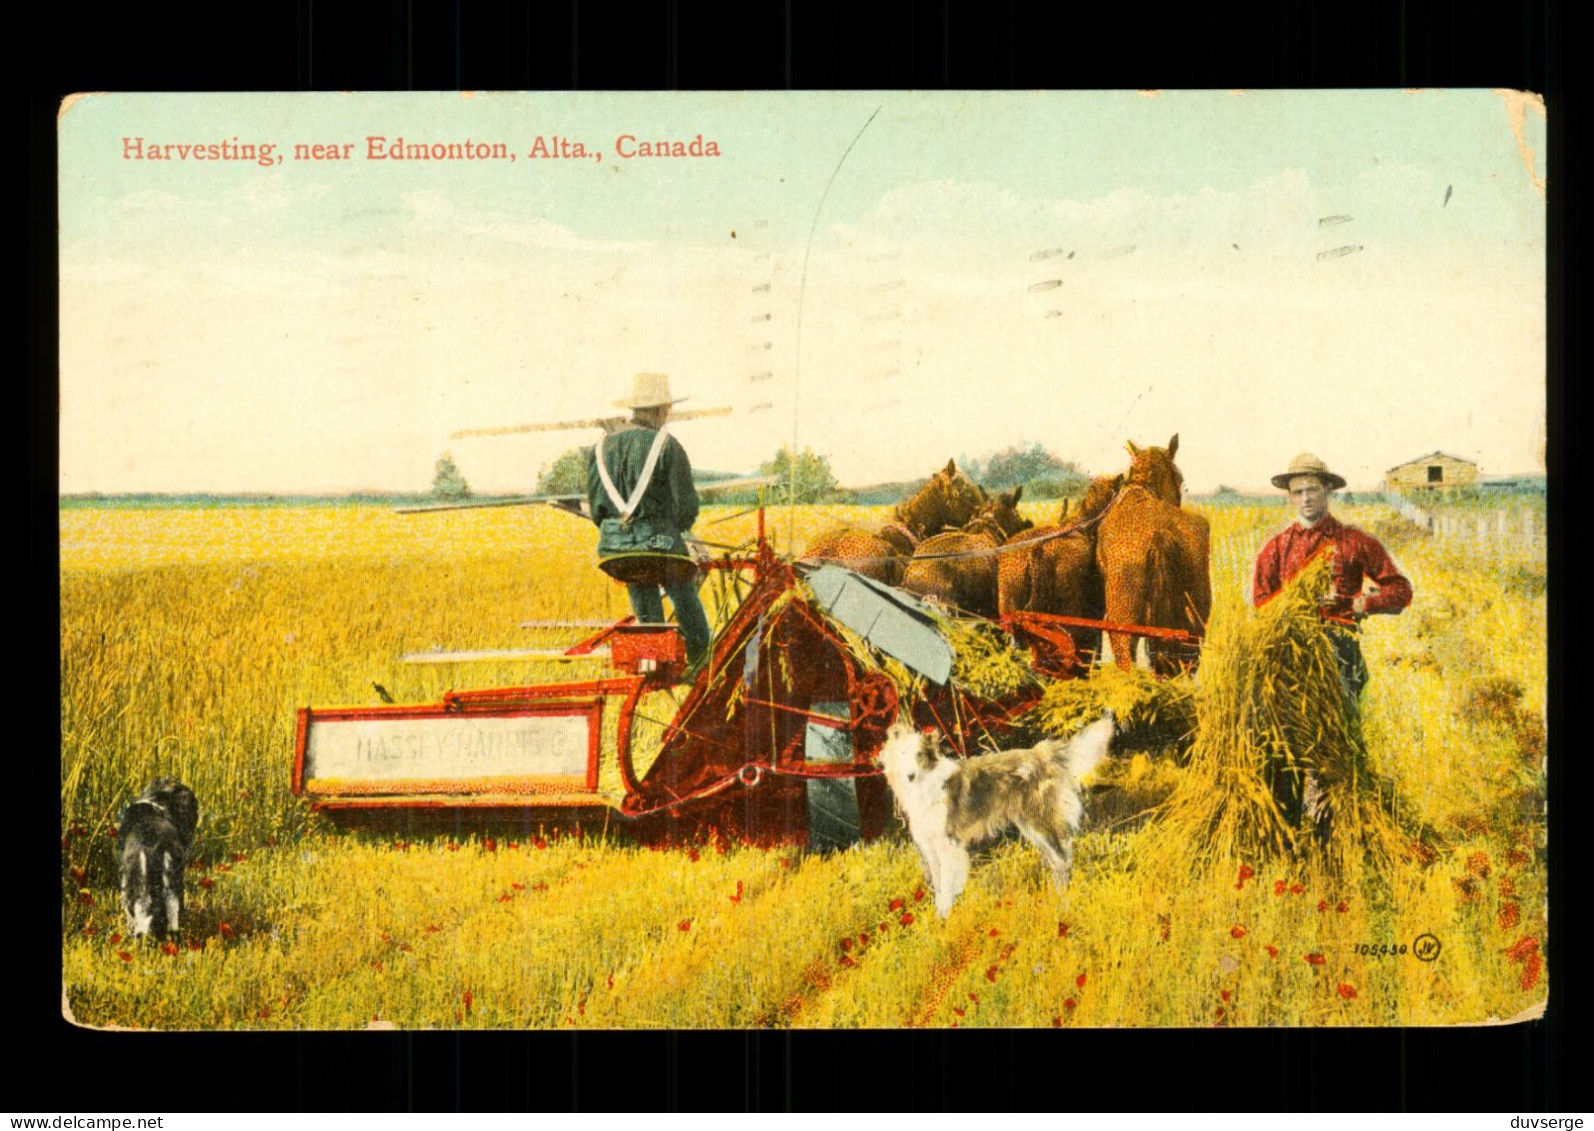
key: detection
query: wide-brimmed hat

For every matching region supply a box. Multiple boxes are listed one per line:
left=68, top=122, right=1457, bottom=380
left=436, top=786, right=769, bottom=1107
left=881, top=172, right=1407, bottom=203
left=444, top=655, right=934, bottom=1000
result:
left=614, top=372, right=688, bottom=410
left=1271, top=453, right=1347, bottom=491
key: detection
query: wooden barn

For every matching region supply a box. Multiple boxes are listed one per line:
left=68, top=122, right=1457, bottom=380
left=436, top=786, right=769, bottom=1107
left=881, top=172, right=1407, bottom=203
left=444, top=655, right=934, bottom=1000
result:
left=1383, top=451, right=1480, bottom=492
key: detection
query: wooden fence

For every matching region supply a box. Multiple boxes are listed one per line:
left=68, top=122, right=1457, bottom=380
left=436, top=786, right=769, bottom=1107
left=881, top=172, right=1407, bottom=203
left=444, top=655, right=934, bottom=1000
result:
left=1391, top=500, right=1546, bottom=548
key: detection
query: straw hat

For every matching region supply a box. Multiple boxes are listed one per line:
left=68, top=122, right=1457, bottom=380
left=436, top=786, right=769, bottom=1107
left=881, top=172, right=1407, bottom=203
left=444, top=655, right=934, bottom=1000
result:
left=614, top=372, right=688, bottom=410
left=1271, top=453, right=1346, bottom=491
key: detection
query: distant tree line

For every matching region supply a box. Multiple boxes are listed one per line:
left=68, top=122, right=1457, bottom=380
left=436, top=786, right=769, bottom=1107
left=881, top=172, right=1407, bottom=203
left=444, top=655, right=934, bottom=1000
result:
left=534, top=440, right=1095, bottom=507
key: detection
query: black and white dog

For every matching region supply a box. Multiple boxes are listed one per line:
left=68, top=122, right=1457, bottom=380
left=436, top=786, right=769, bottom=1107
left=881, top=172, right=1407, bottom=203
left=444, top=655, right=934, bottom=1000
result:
left=118, top=778, right=199, bottom=938
left=877, top=714, right=1115, bottom=918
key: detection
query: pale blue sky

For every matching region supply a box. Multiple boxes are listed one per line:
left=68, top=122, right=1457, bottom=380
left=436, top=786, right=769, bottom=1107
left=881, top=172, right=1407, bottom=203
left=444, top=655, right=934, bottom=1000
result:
left=59, top=90, right=1546, bottom=494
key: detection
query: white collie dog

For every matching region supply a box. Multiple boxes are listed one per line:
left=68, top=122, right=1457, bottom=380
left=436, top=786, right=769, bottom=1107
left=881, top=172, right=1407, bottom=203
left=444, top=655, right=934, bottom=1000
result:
left=877, top=713, right=1115, bottom=918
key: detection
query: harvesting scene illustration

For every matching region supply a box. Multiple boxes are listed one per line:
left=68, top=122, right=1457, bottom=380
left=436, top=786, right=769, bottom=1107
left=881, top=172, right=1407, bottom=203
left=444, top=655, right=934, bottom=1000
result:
left=59, top=91, right=1546, bottom=1029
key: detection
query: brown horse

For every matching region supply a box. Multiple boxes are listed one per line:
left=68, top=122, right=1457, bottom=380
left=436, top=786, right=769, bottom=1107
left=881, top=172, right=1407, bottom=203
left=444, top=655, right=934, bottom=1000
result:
left=900, top=487, right=1034, bottom=618
left=1095, top=435, right=1211, bottom=674
left=801, top=460, right=986, bottom=585
left=996, top=476, right=1120, bottom=657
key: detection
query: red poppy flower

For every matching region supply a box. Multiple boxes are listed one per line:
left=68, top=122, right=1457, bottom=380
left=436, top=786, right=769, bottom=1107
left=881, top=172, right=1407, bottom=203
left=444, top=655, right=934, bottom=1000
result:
left=952, top=1007, right=966, bottom=1018
left=1221, top=989, right=1232, bottom=1001
left=1466, top=851, right=1492, bottom=879
left=218, top=864, right=232, bottom=873
left=688, top=848, right=700, bottom=862
left=988, top=928, right=1000, bottom=938
left=1521, top=953, right=1543, bottom=992
left=118, top=951, right=133, bottom=962
left=77, top=891, right=94, bottom=906
left=1304, top=953, right=1326, bottom=966
left=533, top=882, right=548, bottom=892
left=1265, top=945, right=1279, bottom=959
left=370, top=960, right=383, bottom=971
left=899, top=913, right=914, bottom=927
left=1215, top=1006, right=1226, bottom=1019
left=70, top=867, right=86, bottom=884
left=1063, top=998, right=1077, bottom=1010
left=677, top=918, right=691, bottom=931
left=1052, top=1016, right=1063, bottom=1028
left=447, top=843, right=460, bottom=852
left=889, top=898, right=904, bottom=911
left=858, top=931, right=870, bottom=945
left=1058, top=921, right=1070, bottom=938
left=1076, top=973, right=1087, bottom=988
left=199, top=876, right=215, bottom=889
left=534, top=838, right=547, bottom=850
left=106, top=829, right=118, bottom=839
left=985, top=967, right=998, bottom=983
left=914, top=889, right=926, bottom=902
left=188, top=940, right=203, bottom=952
left=1238, top=864, right=1255, bottom=883
left=1290, top=883, right=1305, bottom=895
left=1273, top=880, right=1287, bottom=896
left=968, top=993, right=979, bottom=1003
left=425, top=924, right=442, bottom=934
left=1317, top=900, right=1329, bottom=913
left=108, top=933, right=122, bottom=944
left=1230, top=924, right=1247, bottom=939
left=378, top=932, right=393, bottom=943
left=497, top=893, right=514, bottom=903
left=507, top=842, right=519, bottom=851
left=1336, top=983, right=1357, bottom=1000
left=607, top=974, right=615, bottom=989
left=257, top=1007, right=270, bottom=1020
left=1505, top=936, right=1540, bottom=961
left=1336, top=901, right=1349, bottom=913
left=462, top=990, right=473, bottom=1011
left=218, top=922, right=235, bottom=939
left=840, top=955, right=856, bottom=968
left=729, top=881, right=743, bottom=903
left=1498, top=902, right=1521, bottom=930
left=82, top=926, right=99, bottom=937
left=230, top=853, right=247, bottom=863
left=878, top=921, right=890, bottom=932
left=161, top=941, right=179, bottom=957
left=512, top=882, right=526, bottom=891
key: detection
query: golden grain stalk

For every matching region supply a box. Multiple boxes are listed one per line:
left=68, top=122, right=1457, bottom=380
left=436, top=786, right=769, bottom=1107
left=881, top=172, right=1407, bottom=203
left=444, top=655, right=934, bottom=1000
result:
left=1146, top=550, right=1417, bottom=872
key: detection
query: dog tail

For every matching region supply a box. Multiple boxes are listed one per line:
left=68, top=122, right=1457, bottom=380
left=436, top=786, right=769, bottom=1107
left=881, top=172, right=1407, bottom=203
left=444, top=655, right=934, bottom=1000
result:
left=1055, top=711, right=1116, bottom=781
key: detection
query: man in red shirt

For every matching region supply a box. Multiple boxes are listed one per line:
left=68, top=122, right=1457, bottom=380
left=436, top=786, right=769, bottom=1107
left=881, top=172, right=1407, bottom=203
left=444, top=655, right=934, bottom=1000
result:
left=1252, top=453, right=1413, bottom=699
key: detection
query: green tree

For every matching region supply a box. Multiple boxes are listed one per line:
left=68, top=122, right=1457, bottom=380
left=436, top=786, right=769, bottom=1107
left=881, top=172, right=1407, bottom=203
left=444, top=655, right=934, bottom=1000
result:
left=431, top=452, right=471, bottom=500
left=758, top=445, right=841, bottom=505
left=537, top=446, right=591, bottom=496
left=979, top=443, right=1088, bottom=499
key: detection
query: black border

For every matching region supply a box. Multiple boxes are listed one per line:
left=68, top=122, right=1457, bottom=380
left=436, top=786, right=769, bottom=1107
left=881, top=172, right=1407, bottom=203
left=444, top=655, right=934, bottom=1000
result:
left=28, top=0, right=1574, bottom=1112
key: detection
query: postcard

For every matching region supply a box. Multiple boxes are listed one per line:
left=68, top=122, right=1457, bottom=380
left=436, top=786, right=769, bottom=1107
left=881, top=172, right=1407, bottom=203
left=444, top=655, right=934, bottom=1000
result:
left=59, top=90, right=1546, bottom=1029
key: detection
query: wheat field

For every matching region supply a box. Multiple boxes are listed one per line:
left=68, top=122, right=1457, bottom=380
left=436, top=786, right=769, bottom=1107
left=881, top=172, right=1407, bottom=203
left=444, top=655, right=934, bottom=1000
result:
left=59, top=500, right=1547, bottom=1029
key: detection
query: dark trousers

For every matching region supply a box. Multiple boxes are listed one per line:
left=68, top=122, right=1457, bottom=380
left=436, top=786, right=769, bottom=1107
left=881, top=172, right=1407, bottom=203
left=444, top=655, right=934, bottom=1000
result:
left=1329, top=627, right=1370, bottom=701
left=627, top=579, right=712, bottom=667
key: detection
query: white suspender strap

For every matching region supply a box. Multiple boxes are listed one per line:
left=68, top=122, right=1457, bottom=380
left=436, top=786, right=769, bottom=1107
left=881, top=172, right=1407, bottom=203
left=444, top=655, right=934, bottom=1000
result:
left=594, top=425, right=672, bottom=522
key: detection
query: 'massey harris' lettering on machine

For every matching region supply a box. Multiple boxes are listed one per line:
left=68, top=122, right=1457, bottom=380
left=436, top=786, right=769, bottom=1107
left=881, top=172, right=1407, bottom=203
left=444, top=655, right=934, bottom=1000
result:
left=295, top=701, right=603, bottom=803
